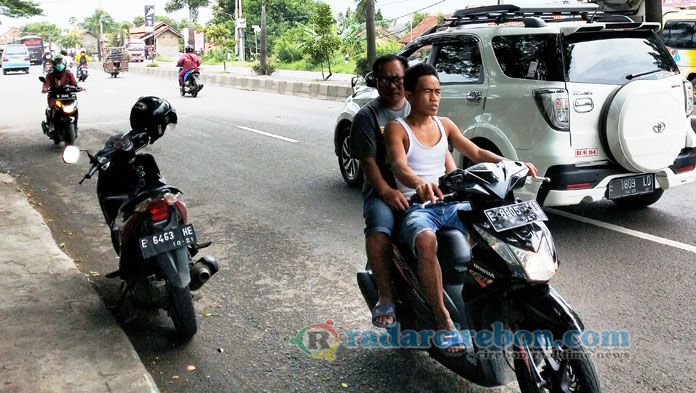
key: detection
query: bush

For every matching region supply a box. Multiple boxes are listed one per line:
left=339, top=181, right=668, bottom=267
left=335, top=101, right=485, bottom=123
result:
left=354, top=39, right=405, bottom=76
left=252, top=61, right=276, bottom=75
left=146, top=62, right=159, bottom=67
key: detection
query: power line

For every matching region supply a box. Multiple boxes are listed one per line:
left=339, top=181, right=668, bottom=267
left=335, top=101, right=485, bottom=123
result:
left=386, top=0, right=448, bottom=22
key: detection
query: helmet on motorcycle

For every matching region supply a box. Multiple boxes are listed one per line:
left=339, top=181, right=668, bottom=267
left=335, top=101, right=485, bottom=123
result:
left=185, top=45, right=194, bottom=53
left=129, top=96, right=178, bottom=144
left=80, top=48, right=86, bottom=53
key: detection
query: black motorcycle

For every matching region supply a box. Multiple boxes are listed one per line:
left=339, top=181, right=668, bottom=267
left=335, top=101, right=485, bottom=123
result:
left=62, top=131, right=219, bottom=339
left=180, top=67, right=202, bottom=97
left=357, top=160, right=601, bottom=392
left=39, top=76, right=81, bottom=147
left=76, top=64, right=88, bottom=82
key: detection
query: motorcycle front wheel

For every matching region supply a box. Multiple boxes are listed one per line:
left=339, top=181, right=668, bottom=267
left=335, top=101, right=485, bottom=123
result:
left=168, top=285, right=197, bottom=339
left=514, top=342, right=601, bottom=393
left=65, top=123, right=76, bottom=146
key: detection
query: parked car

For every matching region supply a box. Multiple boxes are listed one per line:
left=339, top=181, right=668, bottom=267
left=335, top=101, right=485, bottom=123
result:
left=2, top=44, right=31, bottom=75
left=662, top=8, right=696, bottom=85
left=334, top=4, right=696, bottom=209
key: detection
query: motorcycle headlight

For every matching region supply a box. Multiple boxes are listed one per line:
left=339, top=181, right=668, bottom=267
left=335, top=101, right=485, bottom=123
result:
left=474, top=224, right=558, bottom=282
left=62, top=103, right=76, bottom=114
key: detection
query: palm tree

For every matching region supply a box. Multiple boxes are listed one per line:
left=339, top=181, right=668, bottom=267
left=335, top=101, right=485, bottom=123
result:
left=355, top=0, right=377, bottom=23
left=165, top=0, right=210, bottom=46
left=80, top=9, right=116, bottom=61
left=118, top=21, right=133, bottom=46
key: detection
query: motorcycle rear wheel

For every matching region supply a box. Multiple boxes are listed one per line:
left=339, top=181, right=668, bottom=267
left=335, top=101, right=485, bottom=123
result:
left=168, top=286, right=197, bottom=339
left=191, top=78, right=199, bottom=98
left=514, top=343, right=601, bottom=393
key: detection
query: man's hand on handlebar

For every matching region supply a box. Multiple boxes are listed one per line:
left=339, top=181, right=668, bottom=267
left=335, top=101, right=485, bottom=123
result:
left=415, top=182, right=443, bottom=205
left=382, top=188, right=409, bottom=212
left=524, top=162, right=538, bottom=178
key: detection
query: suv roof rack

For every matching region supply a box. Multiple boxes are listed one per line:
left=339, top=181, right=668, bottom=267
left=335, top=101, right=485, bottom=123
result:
left=446, top=4, right=603, bottom=26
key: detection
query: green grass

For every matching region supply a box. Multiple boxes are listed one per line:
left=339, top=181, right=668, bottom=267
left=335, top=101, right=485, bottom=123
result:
left=146, top=62, right=159, bottom=67
left=155, top=56, right=171, bottom=62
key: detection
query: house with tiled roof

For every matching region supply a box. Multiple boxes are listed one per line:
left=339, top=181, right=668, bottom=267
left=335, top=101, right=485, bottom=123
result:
left=129, top=21, right=183, bottom=59
left=398, top=14, right=452, bottom=45
left=76, top=29, right=98, bottom=54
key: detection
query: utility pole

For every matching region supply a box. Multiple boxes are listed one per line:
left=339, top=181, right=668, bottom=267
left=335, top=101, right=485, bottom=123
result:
left=366, top=0, right=376, bottom=70
left=235, top=0, right=245, bottom=62
left=260, top=4, right=267, bottom=74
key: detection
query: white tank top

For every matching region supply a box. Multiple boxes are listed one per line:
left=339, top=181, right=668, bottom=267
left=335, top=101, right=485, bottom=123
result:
left=394, top=116, right=448, bottom=198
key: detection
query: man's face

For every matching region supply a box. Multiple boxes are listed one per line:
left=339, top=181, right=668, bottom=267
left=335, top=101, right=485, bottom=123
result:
left=376, top=60, right=406, bottom=107
left=406, top=75, right=441, bottom=116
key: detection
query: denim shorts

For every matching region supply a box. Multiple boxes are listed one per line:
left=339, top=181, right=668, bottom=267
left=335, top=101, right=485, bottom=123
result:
left=363, top=187, right=395, bottom=237
left=398, top=202, right=471, bottom=255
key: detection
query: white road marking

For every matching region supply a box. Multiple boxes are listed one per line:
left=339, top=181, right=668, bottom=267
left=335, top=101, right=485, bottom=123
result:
left=104, top=89, right=119, bottom=95
left=545, top=208, right=696, bottom=254
left=236, top=125, right=298, bottom=143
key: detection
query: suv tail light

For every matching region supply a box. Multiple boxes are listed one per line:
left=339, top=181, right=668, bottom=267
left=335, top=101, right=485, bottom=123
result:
left=24, top=57, right=29, bottom=61
left=2, top=58, right=7, bottom=62
left=533, top=89, right=570, bottom=131
left=684, top=80, right=693, bottom=115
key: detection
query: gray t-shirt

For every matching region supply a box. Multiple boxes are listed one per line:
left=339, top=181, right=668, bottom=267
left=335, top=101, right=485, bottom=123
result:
left=349, top=97, right=410, bottom=192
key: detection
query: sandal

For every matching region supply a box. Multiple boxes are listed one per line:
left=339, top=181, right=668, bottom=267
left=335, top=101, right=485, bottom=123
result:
left=371, top=303, right=397, bottom=329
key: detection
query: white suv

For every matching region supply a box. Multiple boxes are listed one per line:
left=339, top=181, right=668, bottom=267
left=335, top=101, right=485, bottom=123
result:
left=334, top=4, right=696, bottom=208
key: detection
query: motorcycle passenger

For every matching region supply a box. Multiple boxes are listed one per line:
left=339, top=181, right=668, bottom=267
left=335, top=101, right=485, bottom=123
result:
left=176, top=45, right=202, bottom=88
left=41, top=54, right=83, bottom=125
left=384, top=63, right=538, bottom=353
left=349, top=55, right=457, bottom=329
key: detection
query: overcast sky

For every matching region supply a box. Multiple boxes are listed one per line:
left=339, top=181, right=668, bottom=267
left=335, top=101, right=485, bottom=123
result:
left=0, top=0, right=503, bottom=30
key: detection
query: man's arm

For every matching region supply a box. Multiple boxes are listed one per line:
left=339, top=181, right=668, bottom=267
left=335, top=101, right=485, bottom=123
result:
left=385, top=121, right=443, bottom=204
left=442, top=117, right=538, bottom=177
left=176, top=57, right=184, bottom=67
left=41, top=76, right=51, bottom=93
left=445, top=151, right=456, bottom=173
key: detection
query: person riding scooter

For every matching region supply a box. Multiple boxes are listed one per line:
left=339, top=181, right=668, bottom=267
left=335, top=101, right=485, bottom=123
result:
left=176, top=45, right=202, bottom=88
left=41, top=54, right=84, bottom=130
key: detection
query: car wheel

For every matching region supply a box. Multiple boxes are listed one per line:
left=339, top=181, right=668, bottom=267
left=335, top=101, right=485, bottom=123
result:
left=611, top=188, right=664, bottom=209
left=2, top=69, right=6, bottom=75
left=338, top=127, right=363, bottom=187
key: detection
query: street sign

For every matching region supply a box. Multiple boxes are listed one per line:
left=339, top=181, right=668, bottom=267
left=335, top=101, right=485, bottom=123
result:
left=145, top=5, right=155, bottom=33
left=236, top=18, right=247, bottom=28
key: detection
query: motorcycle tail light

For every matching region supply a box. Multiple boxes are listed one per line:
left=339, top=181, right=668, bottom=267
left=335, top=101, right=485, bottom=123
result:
left=149, top=199, right=170, bottom=221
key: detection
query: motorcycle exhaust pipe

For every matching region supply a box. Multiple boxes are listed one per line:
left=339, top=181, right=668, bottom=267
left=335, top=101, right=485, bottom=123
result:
left=189, top=256, right=219, bottom=291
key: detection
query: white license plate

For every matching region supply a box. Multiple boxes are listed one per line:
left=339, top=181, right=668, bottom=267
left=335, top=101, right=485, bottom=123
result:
left=484, top=200, right=548, bottom=232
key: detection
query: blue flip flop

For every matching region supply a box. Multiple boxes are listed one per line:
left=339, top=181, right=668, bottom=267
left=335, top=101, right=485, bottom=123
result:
left=435, top=324, right=467, bottom=357
left=371, top=303, right=397, bottom=329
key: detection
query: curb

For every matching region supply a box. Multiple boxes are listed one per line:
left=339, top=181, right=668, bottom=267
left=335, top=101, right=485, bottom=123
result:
left=130, top=66, right=352, bottom=102
left=0, top=172, right=160, bottom=393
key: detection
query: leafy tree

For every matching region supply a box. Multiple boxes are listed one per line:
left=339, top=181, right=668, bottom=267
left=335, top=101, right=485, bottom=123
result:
left=133, top=15, right=145, bottom=26
left=21, top=22, right=61, bottom=45
left=165, top=0, right=210, bottom=44
left=411, top=12, right=428, bottom=27
left=1, top=0, right=42, bottom=18
left=301, top=2, right=339, bottom=80
left=116, top=21, right=133, bottom=46
left=203, top=22, right=236, bottom=70
left=273, top=25, right=304, bottom=62
left=354, top=0, right=378, bottom=23
left=61, top=30, right=82, bottom=49
left=80, top=9, right=117, bottom=34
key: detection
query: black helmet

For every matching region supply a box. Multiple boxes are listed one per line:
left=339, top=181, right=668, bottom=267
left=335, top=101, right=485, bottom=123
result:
left=185, top=45, right=194, bottom=53
left=129, top=96, right=177, bottom=144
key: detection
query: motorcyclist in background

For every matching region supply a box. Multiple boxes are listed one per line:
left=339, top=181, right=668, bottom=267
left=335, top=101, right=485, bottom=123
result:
left=75, top=48, right=90, bottom=66
left=176, top=45, right=202, bottom=88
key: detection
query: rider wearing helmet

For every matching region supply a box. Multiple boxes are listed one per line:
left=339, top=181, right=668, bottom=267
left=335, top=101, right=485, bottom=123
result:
left=129, top=96, right=178, bottom=144
left=41, top=54, right=83, bottom=115
left=75, top=48, right=90, bottom=66
left=176, top=45, right=201, bottom=87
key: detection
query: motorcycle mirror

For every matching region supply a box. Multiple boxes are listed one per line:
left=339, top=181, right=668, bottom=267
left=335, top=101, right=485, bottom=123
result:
left=38, top=76, right=46, bottom=83
left=62, top=145, right=81, bottom=164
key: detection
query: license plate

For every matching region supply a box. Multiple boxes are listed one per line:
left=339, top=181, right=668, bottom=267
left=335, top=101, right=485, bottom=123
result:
left=139, top=224, right=196, bottom=258
left=484, top=201, right=548, bottom=232
left=607, top=174, right=654, bottom=200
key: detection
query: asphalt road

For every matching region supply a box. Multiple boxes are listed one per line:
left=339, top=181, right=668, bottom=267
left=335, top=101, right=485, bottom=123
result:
left=1, top=65, right=694, bottom=393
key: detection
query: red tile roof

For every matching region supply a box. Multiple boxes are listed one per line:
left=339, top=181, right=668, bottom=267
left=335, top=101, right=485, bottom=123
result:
left=129, top=21, right=183, bottom=39
left=398, top=14, right=452, bottom=44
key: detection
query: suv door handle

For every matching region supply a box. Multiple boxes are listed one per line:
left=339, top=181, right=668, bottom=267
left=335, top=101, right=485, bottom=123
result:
left=467, top=90, right=482, bottom=105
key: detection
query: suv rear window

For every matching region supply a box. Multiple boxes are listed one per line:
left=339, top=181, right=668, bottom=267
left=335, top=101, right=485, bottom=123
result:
left=662, top=20, right=696, bottom=49
left=492, top=32, right=678, bottom=85
left=4, top=45, right=27, bottom=55
left=563, top=32, right=678, bottom=84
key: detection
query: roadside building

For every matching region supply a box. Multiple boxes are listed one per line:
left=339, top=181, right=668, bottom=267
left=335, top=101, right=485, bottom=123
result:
left=0, top=28, right=21, bottom=44
left=129, top=21, right=184, bottom=60
left=398, top=14, right=452, bottom=45
left=77, top=29, right=98, bottom=54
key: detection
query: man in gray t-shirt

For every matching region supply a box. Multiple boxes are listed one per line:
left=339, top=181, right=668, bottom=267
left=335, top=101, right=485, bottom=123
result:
left=349, top=55, right=456, bottom=329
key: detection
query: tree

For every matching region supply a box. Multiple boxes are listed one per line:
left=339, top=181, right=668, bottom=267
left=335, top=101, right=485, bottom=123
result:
left=203, top=22, right=236, bottom=70
left=301, top=2, right=340, bottom=80
left=117, top=21, right=133, bottom=46
left=133, top=16, right=145, bottom=26
left=61, top=30, right=82, bottom=49
left=165, top=0, right=210, bottom=45
left=354, top=0, right=378, bottom=23
left=1, top=0, right=42, bottom=18
left=21, top=22, right=61, bottom=46
left=80, top=9, right=117, bottom=61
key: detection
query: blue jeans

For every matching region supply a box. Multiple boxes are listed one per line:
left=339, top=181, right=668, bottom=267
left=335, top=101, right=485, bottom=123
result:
left=398, top=202, right=471, bottom=255
left=363, top=188, right=395, bottom=237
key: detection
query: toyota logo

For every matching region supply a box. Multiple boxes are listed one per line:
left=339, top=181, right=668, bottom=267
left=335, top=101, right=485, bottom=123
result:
left=653, top=122, right=666, bottom=134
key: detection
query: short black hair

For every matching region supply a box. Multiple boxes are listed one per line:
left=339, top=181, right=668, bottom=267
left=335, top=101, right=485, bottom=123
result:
left=60, top=49, right=67, bottom=56
left=372, top=54, right=408, bottom=76
left=404, top=63, right=439, bottom=92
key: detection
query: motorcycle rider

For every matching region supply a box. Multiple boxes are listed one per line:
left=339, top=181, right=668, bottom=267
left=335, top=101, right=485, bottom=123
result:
left=75, top=48, right=90, bottom=67
left=349, top=55, right=457, bottom=329
left=176, top=45, right=202, bottom=89
left=384, top=63, right=537, bottom=353
left=60, top=49, right=74, bottom=73
left=41, top=54, right=84, bottom=128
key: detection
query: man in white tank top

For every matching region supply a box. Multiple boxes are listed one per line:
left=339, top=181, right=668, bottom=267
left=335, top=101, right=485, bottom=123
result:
left=385, top=63, right=538, bottom=353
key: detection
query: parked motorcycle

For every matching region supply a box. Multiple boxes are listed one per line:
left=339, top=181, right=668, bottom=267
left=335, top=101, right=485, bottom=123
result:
left=180, top=67, right=203, bottom=97
left=62, top=97, right=219, bottom=339
left=39, top=76, right=81, bottom=147
left=76, top=64, right=88, bottom=82
left=356, top=160, right=601, bottom=392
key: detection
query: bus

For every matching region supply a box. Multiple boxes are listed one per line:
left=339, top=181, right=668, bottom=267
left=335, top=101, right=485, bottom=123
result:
left=20, top=35, right=43, bottom=65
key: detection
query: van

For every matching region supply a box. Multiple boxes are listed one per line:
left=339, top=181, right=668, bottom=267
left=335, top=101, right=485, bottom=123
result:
left=662, top=9, right=696, bottom=85
left=2, top=44, right=30, bottom=74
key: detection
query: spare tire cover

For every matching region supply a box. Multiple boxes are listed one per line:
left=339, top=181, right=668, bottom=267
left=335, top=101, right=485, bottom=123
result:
left=604, top=80, right=686, bottom=173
